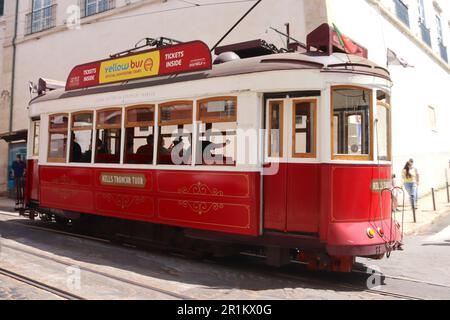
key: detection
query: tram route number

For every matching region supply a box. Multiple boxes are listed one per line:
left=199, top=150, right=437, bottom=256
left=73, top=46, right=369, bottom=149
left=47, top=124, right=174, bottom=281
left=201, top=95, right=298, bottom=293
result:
left=177, top=304, right=272, bottom=318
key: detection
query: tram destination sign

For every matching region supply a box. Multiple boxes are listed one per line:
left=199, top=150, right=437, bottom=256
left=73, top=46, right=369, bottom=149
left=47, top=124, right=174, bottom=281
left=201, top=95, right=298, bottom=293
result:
left=66, top=41, right=212, bottom=91
left=100, top=173, right=147, bottom=188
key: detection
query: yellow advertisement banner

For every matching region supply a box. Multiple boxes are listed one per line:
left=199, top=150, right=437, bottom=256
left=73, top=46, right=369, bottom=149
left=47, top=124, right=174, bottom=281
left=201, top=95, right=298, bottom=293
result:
left=99, top=51, right=160, bottom=84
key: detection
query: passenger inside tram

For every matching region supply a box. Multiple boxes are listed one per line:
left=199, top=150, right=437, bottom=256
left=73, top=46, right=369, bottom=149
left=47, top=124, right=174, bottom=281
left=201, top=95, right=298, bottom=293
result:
left=70, top=132, right=83, bottom=162
left=199, top=123, right=231, bottom=165
left=136, top=134, right=154, bottom=155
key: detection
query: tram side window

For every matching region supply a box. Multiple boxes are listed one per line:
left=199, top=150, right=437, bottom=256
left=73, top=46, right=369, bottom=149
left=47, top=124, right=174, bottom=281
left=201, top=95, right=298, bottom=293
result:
left=332, top=87, right=372, bottom=159
left=32, top=120, right=40, bottom=157
left=376, top=91, right=391, bottom=161
left=268, top=101, right=283, bottom=158
left=70, top=112, right=94, bottom=163
left=125, top=106, right=155, bottom=165
left=293, top=100, right=316, bottom=157
left=158, top=101, right=193, bottom=165
left=197, top=97, right=237, bottom=166
left=48, top=114, right=69, bottom=162
left=95, top=109, right=122, bottom=164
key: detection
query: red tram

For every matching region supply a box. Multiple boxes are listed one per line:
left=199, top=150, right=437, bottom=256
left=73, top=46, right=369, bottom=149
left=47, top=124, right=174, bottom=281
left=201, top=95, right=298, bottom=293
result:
left=24, top=32, right=403, bottom=272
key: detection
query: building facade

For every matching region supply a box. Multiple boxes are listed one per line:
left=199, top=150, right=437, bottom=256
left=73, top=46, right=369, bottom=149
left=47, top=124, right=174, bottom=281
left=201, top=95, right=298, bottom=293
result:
left=0, top=0, right=449, bottom=195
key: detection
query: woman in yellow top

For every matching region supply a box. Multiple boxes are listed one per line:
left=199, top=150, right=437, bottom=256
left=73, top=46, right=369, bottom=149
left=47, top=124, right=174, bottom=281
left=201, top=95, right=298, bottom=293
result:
left=402, top=159, right=419, bottom=209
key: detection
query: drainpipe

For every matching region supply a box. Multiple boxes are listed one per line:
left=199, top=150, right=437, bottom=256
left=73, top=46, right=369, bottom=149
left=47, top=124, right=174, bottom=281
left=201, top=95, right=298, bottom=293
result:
left=9, top=0, right=19, bottom=133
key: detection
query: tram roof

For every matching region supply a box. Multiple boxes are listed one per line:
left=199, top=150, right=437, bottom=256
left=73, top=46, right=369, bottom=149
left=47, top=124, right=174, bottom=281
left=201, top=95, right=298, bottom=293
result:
left=30, top=51, right=391, bottom=105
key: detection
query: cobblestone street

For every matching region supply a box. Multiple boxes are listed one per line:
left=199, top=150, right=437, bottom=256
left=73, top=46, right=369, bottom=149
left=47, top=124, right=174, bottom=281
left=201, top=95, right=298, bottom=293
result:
left=1, top=195, right=450, bottom=300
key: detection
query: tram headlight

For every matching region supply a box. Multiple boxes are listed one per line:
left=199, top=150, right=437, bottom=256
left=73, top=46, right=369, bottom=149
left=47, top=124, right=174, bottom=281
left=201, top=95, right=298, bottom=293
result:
left=377, top=227, right=385, bottom=236
left=366, top=228, right=376, bottom=239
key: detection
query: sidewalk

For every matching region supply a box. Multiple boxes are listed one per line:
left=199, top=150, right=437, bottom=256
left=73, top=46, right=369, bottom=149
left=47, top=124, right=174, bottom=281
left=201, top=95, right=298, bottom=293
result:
left=0, top=197, right=18, bottom=214
left=397, top=187, right=450, bottom=236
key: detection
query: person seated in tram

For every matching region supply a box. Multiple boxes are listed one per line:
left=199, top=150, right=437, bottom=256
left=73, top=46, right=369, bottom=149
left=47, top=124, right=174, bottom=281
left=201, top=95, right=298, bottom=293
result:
left=167, top=135, right=193, bottom=165
left=82, top=144, right=93, bottom=163
left=200, top=123, right=231, bottom=165
left=71, top=132, right=83, bottom=162
left=137, top=134, right=154, bottom=156
left=96, top=138, right=107, bottom=154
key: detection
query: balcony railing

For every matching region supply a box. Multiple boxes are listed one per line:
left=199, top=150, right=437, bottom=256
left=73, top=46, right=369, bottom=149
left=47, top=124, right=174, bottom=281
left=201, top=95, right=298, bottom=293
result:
left=80, top=0, right=116, bottom=18
left=419, top=22, right=432, bottom=48
left=25, top=4, right=57, bottom=35
left=394, top=0, right=410, bottom=27
left=439, top=42, right=448, bottom=63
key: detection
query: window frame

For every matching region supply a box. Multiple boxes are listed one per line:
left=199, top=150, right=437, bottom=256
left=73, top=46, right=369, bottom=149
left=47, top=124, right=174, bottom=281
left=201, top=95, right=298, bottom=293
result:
left=125, top=105, right=155, bottom=128
left=196, top=97, right=238, bottom=166
left=376, top=101, right=392, bottom=161
left=428, top=105, right=437, bottom=132
left=292, top=98, right=317, bottom=159
left=96, top=107, right=122, bottom=130
left=330, top=85, right=374, bottom=161
left=47, top=113, right=69, bottom=163
left=69, top=111, right=94, bottom=163
left=95, top=107, right=123, bottom=164
left=268, top=100, right=284, bottom=158
left=124, top=105, right=156, bottom=165
left=32, top=120, right=40, bottom=157
left=197, top=96, right=237, bottom=123
left=158, top=101, right=193, bottom=126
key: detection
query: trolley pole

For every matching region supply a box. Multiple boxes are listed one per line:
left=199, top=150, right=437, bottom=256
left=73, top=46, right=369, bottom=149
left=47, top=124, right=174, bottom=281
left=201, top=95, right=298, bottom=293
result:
left=447, top=182, right=450, bottom=204
left=431, top=188, right=437, bottom=212
left=446, top=169, right=450, bottom=203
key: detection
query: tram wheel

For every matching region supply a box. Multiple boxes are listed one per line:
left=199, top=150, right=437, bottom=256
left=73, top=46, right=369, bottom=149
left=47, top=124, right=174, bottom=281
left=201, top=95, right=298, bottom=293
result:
left=54, top=215, right=70, bottom=226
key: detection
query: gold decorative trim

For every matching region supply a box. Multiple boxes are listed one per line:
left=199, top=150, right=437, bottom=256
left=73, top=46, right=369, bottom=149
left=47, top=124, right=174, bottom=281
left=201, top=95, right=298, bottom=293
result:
left=178, top=182, right=224, bottom=197
left=50, top=173, right=75, bottom=185
left=100, top=193, right=146, bottom=210
left=178, top=200, right=224, bottom=215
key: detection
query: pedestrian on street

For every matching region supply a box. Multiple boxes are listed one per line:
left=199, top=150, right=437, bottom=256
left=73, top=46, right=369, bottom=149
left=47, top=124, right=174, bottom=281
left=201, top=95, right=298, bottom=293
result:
left=402, top=159, right=419, bottom=210
left=12, top=154, right=26, bottom=206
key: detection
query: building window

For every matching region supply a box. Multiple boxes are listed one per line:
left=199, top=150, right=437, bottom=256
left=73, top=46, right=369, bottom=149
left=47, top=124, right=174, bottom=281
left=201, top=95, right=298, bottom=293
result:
left=70, top=112, right=94, bottom=163
left=292, top=99, right=317, bottom=158
left=48, top=114, right=69, bottom=163
left=125, top=105, right=155, bottom=165
left=26, top=0, right=57, bottom=35
left=394, top=0, right=410, bottom=27
left=158, top=101, right=193, bottom=165
left=32, top=121, right=40, bottom=157
left=268, top=101, right=283, bottom=158
left=197, top=97, right=237, bottom=166
left=376, top=91, right=391, bottom=161
left=81, top=0, right=115, bottom=18
left=95, top=109, right=122, bottom=164
left=418, top=0, right=431, bottom=47
left=331, top=86, right=372, bottom=160
left=0, top=0, right=4, bottom=16
left=436, top=15, right=448, bottom=62
left=428, top=106, right=437, bottom=132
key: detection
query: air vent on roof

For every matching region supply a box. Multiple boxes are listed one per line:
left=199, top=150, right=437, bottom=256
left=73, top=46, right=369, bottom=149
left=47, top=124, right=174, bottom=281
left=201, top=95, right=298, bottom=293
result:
left=213, top=52, right=241, bottom=64
left=215, top=39, right=281, bottom=59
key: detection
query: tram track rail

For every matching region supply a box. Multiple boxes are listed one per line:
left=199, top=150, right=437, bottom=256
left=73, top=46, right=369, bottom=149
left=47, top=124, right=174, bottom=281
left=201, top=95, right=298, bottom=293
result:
left=0, top=266, right=85, bottom=300
left=0, top=211, right=447, bottom=300
left=1, top=243, right=194, bottom=300
left=0, top=213, right=194, bottom=300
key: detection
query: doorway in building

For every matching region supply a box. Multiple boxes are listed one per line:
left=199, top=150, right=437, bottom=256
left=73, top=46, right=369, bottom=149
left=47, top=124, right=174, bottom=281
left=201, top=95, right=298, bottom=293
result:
left=7, top=142, right=27, bottom=198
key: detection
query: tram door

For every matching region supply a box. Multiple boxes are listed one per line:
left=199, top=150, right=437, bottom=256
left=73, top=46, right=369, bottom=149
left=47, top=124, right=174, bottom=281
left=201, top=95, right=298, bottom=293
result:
left=264, top=98, right=320, bottom=234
